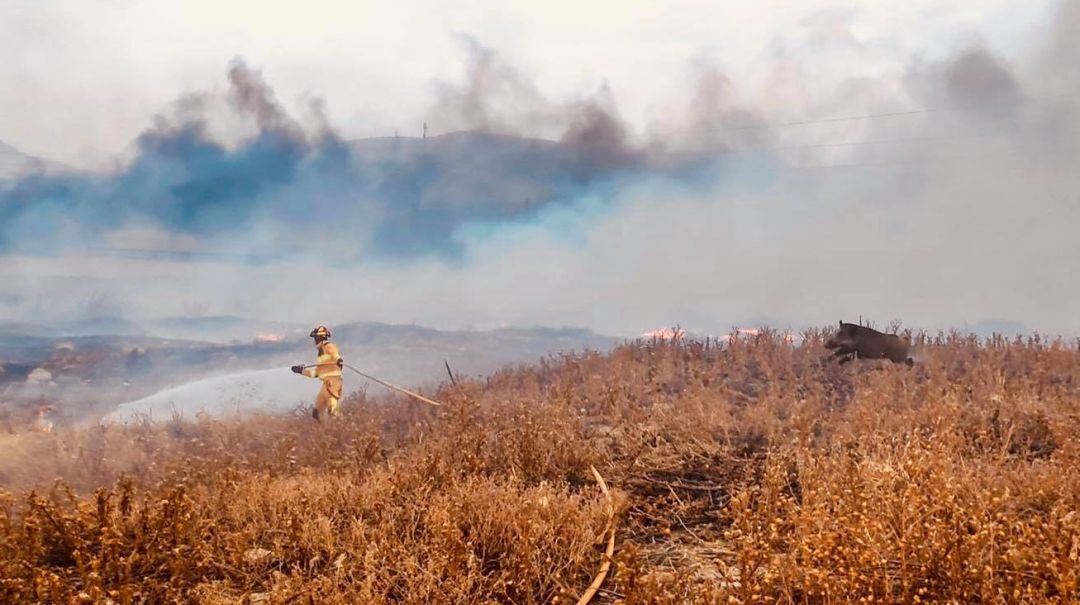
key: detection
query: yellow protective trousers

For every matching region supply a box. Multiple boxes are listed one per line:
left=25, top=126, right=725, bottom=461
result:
left=303, top=341, right=343, bottom=421
left=314, top=375, right=343, bottom=420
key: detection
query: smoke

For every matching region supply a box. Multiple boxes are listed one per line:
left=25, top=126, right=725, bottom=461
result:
left=427, top=35, right=552, bottom=136
left=2, top=49, right=732, bottom=262
left=1, top=3, right=1079, bottom=337
left=907, top=46, right=1023, bottom=123
left=0, top=59, right=344, bottom=258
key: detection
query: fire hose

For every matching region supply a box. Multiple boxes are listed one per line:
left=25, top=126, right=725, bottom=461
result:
left=299, top=362, right=443, bottom=407
left=298, top=363, right=617, bottom=601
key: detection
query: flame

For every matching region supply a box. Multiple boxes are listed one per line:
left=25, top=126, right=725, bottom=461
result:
left=720, top=328, right=796, bottom=344
left=641, top=327, right=684, bottom=341
left=641, top=327, right=796, bottom=344
left=34, top=406, right=55, bottom=433
left=254, top=332, right=285, bottom=343
left=719, top=328, right=761, bottom=342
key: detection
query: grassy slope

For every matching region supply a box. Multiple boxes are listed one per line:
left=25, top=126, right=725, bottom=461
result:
left=1, top=329, right=1078, bottom=603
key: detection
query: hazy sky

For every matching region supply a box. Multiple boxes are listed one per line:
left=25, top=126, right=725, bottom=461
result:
left=1, top=0, right=1077, bottom=338
left=0, top=0, right=1054, bottom=166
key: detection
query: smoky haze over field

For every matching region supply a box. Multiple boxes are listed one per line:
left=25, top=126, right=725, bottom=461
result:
left=0, top=2, right=1078, bottom=337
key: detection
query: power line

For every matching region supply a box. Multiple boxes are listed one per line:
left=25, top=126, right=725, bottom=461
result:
left=771, top=133, right=988, bottom=151
left=639, top=108, right=940, bottom=139
left=781, top=142, right=1050, bottom=171
left=712, top=108, right=938, bottom=132
left=785, top=160, right=920, bottom=171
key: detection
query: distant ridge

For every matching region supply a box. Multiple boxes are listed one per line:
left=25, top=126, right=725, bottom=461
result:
left=0, top=139, right=67, bottom=179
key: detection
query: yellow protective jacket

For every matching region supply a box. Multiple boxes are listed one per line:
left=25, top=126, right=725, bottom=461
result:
left=302, top=341, right=342, bottom=380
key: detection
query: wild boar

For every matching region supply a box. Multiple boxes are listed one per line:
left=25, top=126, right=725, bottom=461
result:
left=825, top=321, right=913, bottom=366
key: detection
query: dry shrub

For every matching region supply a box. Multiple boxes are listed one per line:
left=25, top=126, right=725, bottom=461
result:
left=1, top=440, right=610, bottom=603
left=720, top=438, right=1079, bottom=603
left=1, top=329, right=1078, bottom=603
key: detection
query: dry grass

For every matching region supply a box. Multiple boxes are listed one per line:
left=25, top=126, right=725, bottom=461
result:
left=1, top=328, right=1078, bottom=603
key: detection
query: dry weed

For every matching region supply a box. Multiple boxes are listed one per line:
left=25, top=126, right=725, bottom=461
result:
left=1, top=329, right=1077, bottom=603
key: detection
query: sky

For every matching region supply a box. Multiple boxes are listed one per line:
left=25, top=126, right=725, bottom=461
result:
left=1, top=0, right=1077, bottom=338
left=1, top=0, right=1053, bottom=166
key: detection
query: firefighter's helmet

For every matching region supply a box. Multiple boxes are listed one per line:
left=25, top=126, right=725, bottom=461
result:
left=310, top=325, right=332, bottom=340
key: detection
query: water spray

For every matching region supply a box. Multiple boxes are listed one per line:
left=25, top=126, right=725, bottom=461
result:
left=299, top=362, right=443, bottom=407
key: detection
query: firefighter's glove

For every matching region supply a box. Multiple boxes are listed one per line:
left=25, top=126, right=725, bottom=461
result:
left=291, top=365, right=305, bottom=374
left=337, top=358, right=344, bottom=368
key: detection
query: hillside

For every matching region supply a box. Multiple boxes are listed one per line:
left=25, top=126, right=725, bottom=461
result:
left=0, top=318, right=614, bottom=426
left=1, top=330, right=1078, bottom=603
left=0, top=125, right=646, bottom=259
left=0, top=139, right=66, bottom=179
left=344, top=130, right=647, bottom=257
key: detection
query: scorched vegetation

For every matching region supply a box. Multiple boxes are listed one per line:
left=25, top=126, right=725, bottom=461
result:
left=1, top=329, right=1078, bottom=603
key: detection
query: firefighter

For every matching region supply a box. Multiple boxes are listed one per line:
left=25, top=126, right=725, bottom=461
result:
left=292, top=325, right=344, bottom=421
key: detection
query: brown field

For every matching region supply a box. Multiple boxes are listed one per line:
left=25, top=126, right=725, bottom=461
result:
left=1, top=329, right=1078, bottom=604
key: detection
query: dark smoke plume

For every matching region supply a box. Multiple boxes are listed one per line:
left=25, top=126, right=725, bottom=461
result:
left=0, top=52, right=741, bottom=261
left=2, top=4, right=1079, bottom=335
